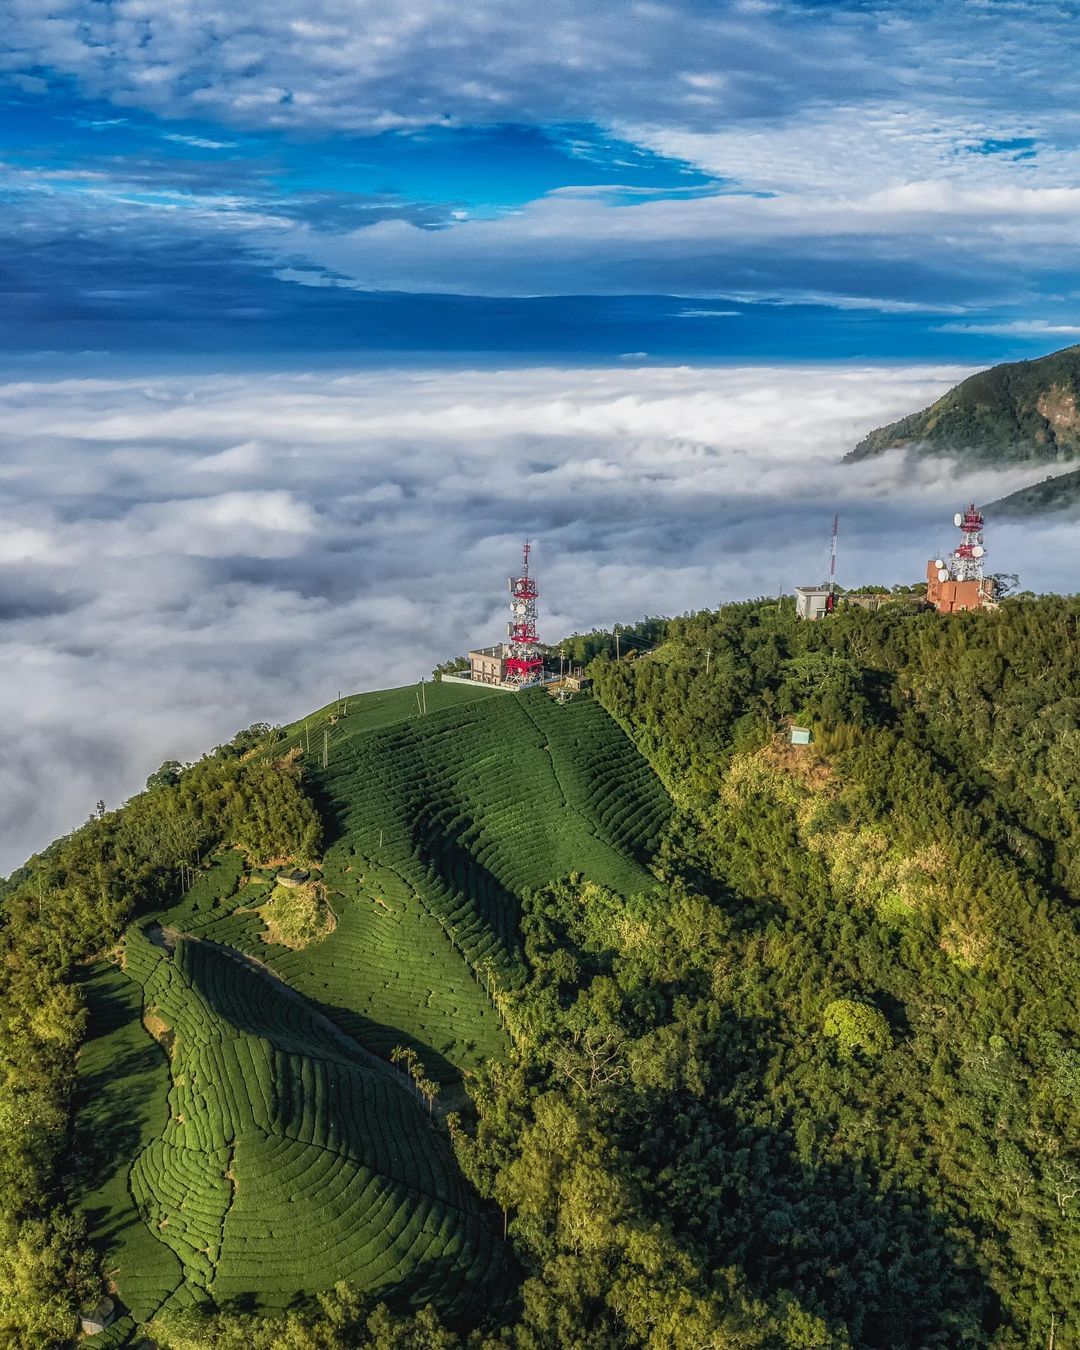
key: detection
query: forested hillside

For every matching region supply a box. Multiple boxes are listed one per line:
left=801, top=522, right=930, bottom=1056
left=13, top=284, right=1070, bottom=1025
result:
left=989, top=465, right=1080, bottom=518
left=569, top=596, right=1080, bottom=1344
left=1, top=596, right=1078, bottom=1348
left=847, top=343, right=1080, bottom=466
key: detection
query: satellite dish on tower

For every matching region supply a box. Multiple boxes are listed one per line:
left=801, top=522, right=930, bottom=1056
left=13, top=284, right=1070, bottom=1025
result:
left=954, top=512, right=963, bottom=527
left=937, top=567, right=950, bottom=583
left=973, top=545, right=984, bottom=558
left=935, top=559, right=944, bottom=569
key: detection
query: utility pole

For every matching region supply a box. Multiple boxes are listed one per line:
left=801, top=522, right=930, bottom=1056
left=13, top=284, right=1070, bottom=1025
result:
left=705, top=648, right=711, bottom=676
left=615, top=625, right=621, bottom=661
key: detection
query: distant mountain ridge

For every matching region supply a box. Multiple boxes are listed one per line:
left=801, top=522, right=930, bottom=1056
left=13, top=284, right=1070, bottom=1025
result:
left=986, top=465, right=1080, bottom=518
left=846, top=344, right=1080, bottom=465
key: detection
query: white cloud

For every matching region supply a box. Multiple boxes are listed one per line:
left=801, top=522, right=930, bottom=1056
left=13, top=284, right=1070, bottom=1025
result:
left=619, top=103, right=1080, bottom=199
left=241, top=178, right=1080, bottom=300
left=0, top=524, right=57, bottom=564
left=192, top=441, right=268, bottom=474
left=935, top=320, right=1080, bottom=337
left=2, top=0, right=1074, bottom=152
left=118, top=490, right=320, bottom=558
left=161, top=132, right=238, bottom=149
left=0, top=362, right=1070, bottom=875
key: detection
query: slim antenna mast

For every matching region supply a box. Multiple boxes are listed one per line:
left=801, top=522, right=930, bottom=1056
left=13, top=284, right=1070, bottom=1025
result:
left=826, top=513, right=839, bottom=613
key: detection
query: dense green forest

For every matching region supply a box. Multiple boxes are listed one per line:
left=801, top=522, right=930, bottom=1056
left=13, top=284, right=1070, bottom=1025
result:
left=1, top=595, right=1078, bottom=1347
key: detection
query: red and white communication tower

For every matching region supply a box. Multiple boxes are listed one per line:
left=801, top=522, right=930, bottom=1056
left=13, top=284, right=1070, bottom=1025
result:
left=946, top=503, right=987, bottom=582
left=505, top=539, right=544, bottom=685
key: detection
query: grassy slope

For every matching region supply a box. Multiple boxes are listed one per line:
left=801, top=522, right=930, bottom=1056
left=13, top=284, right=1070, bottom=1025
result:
left=74, top=682, right=670, bottom=1335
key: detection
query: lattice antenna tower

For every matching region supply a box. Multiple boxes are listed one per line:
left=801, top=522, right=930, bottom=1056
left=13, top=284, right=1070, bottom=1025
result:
left=949, top=503, right=987, bottom=582
left=505, top=539, right=544, bottom=685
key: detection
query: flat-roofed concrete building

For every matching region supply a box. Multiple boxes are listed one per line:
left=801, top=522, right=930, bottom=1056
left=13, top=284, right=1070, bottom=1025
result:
left=469, top=644, right=509, bottom=685
left=795, top=586, right=833, bottom=620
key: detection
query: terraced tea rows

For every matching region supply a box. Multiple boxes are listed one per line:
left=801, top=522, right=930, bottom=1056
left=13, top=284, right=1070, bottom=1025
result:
left=115, top=925, right=504, bottom=1318
left=71, top=964, right=184, bottom=1330
left=266, top=855, right=508, bottom=1080
left=72, top=682, right=670, bottom=1339
left=165, top=853, right=507, bottom=1082
left=312, top=688, right=671, bottom=981
left=274, top=679, right=505, bottom=761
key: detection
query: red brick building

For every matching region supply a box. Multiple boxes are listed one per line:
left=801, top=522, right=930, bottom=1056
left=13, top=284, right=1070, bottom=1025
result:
left=925, top=561, right=995, bottom=613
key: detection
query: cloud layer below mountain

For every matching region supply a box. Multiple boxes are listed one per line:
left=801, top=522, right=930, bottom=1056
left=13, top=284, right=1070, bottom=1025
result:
left=1, top=362, right=1071, bottom=872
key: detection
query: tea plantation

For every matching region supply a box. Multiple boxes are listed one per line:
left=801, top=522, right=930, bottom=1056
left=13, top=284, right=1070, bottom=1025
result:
left=309, top=688, right=670, bottom=978
left=71, top=683, right=671, bottom=1338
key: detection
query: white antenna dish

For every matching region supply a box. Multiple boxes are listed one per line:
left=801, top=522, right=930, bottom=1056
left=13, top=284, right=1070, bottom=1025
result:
left=937, top=567, right=950, bottom=583
left=935, top=559, right=944, bottom=569
left=954, top=512, right=963, bottom=527
left=972, top=545, right=984, bottom=558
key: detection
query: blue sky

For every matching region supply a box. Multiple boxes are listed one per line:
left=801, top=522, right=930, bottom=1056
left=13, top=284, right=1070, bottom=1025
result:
left=5, top=0, right=1080, bottom=367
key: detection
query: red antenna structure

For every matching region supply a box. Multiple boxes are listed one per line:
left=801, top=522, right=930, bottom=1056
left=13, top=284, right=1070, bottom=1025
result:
left=948, top=503, right=987, bottom=582
left=505, top=540, right=544, bottom=685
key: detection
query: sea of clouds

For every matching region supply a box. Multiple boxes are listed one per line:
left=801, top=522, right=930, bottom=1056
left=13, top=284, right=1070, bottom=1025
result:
left=1, top=362, right=1073, bottom=874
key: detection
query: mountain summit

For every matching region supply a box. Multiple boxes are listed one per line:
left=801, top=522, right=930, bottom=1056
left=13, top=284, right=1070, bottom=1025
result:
left=846, top=344, right=1080, bottom=465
